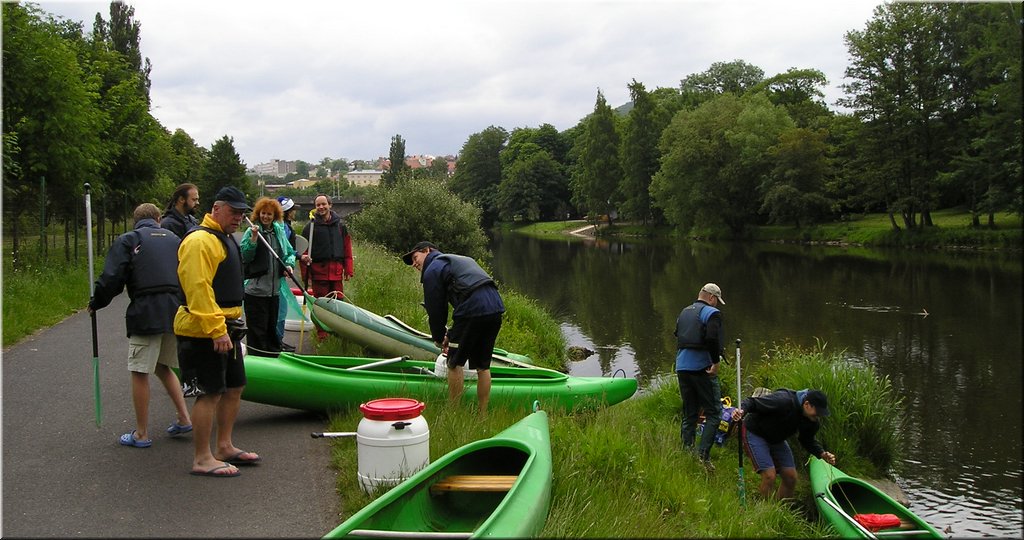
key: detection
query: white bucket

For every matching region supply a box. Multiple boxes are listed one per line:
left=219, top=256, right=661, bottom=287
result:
left=284, top=288, right=313, bottom=331
left=433, top=354, right=478, bottom=379
left=356, top=398, right=430, bottom=494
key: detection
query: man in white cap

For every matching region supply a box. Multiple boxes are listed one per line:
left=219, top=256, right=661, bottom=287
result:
left=674, top=283, right=726, bottom=470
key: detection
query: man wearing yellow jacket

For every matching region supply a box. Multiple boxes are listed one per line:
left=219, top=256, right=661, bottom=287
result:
left=175, top=186, right=261, bottom=477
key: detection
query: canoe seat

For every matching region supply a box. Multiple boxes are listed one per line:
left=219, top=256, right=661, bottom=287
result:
left=430, top=475, right=518, bottom=493
left=874, top=530, right=930, bottom=537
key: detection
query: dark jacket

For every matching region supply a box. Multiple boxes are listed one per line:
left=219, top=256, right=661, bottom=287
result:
left=300, top=210, right=353, bottom=276
left=741, top=388, right=826, bottom=457
left=160, top=207, right=198, bottom=239
left=420, top=250, right=505, bottom=344
left=89, top=218, right=183, bottom=336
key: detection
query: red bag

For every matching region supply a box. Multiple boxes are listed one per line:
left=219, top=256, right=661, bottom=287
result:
left=854, top=513, right=902, bottom=532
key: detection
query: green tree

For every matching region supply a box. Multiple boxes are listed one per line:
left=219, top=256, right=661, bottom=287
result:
left=450, top=126, right=508, bottom=227
left=427, top=157, right=450, bottom=179
left=381, top=134, right=408, bottom=187
left=349, top=178, right=488, bottom=260
left=651, top=93, right=791, bottom=234
left=201, top=135, right=250, bottom=208
left=2, top=3, right=106, bottom=260
left=841, top=3, right=952, bottom=230
left=748, top=68, right=832, bottom=128
left=942, top=2, right=1023, bottom=225
left=679, top=59, right=765, bottom=109
left=570, top=90, right=622, bottom=224
left=167, top=128, right=208, bottom=187
left=619, top=79, right=668, bottom=224
left=498, top=148, right=562, bottom=222
left=760, top=127, right=833, bottom=227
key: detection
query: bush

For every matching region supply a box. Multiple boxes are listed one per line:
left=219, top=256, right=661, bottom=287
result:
left=747, top=339, right=903, bottom=476
left=348, top=178, right=489, bottom=260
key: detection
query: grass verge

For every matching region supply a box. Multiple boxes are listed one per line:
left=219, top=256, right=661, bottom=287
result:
left=323, top=316, right=899, bottom=535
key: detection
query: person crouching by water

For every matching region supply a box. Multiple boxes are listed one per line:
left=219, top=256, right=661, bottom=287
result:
left=403, top=241, right=504, bottom=415
left=175, top=186, right=261, bottom=477
left=240, top=197, right=296, bottom=356
left=731, top=388, right=837, bottom=500
left=675, top=283, right=726, bottom=470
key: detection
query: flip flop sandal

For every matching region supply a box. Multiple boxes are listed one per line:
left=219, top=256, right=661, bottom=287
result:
left=167, top=422, right=193, bottom=437
left=119, top=431, right=152, bottom=448
left=190, top=464, right=240, bottom=478
left=223, top=450, right=261, bottom=466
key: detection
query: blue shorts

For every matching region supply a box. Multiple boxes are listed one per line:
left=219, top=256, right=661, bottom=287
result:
left=742, top=425, right=796, bottom=472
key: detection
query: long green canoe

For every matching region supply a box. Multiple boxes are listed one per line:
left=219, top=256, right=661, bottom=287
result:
left=310, top=297, right=535, bottom=368
left=809, top=456, right=942, bottom=539
left=241, top=352, right=637, bottom=412
left=324, top=409, right=552, bottom=539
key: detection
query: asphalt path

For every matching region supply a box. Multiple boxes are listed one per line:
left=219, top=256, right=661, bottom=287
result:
left=2, top=293, right=341, bottom=538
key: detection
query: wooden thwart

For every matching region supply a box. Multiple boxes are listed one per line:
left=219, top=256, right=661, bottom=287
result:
left=430, top=475, right=518, bottom=493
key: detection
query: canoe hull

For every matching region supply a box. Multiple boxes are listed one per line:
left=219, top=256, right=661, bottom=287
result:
left=241, top=352, right=637, bottom=412
left=809, top=457, right=942, bottom=538
left=310, top=298, right=534, bottom=366
left=324, top=410, right=552, bottom=539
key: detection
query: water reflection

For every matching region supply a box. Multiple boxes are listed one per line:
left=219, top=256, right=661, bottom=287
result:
left=490, top=232, right=1023, bottom=538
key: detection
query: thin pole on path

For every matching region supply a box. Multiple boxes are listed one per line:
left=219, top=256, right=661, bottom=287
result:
left=299, top=209, right=315, bottom=351
left=736, top=338, right=746, bottom=509
left=85, top=183, right=101, bottom=427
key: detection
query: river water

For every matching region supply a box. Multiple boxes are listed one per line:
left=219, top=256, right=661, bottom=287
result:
left=489, top=231, right=1022, bottom=538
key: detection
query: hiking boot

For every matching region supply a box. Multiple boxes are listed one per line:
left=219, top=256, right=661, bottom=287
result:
left=701, top=460, right=716, bottom=474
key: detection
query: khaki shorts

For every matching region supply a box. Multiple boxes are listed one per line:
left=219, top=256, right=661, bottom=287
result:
left=127, top=333, right=178, bottom=374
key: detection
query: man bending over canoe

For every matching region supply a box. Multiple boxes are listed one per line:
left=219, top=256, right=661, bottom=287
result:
left=403, top=241, right=505, bottom=414
left=731, top=388, right=836, bottom=500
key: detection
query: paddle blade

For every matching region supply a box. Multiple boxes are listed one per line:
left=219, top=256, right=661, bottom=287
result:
left=93, top=356, right=102, bottom=426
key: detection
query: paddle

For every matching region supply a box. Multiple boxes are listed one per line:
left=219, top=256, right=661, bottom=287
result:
left=736, top=338, right=746, bottom=508
left=244, top=216, right=323, bottom=349
left=816, top=491, right=878, bottom=539
left=300, top=208, right=315, bottom=350
left=344, top=356, right=406, bottom=371
left=84, top=183, right=101, bottom=427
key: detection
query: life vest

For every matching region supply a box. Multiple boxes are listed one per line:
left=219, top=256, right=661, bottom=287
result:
left=676, top=301, right=717, bottom=349
left=244, top=227, right=282, bottom=279
left=187, top=226, right=244, bottom=308
left=127, top=226, right=181, bottom=298
left=435, top=254, right=496, bottom=307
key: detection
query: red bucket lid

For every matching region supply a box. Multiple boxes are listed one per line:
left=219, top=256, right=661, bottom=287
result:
left=360, top=398, right=425, bottom=420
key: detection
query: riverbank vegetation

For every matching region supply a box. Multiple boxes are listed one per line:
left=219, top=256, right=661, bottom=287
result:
left=314, top=244, right=902, bottom=537
left=507, top=207, right=1022, bottom=250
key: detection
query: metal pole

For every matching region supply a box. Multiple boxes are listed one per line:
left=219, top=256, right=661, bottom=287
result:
left=85, top=183, right=101, bottom=426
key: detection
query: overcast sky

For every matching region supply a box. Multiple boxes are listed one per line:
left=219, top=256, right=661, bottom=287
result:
left=37, top=0, right=881, bottom=168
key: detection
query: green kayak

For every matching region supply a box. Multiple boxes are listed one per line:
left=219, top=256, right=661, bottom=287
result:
left=241, top=352, right=637, bottom=412
left=324, top=409, right=552, bottom=539
left=310, top=296, right=535, bottom=368
left=809, top=456, right=942, bottom=538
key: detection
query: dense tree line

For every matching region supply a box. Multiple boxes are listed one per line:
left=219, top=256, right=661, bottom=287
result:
left=450, top=3, right=1021, bottom=233
left=3, top=2, right=250, bottom=262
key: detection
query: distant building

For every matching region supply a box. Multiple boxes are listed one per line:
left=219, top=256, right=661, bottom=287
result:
left=288, top=178, right=319, bottom=190
left=346, top=170, right=384, bottom=187
left=252, top=159, right=297, bottom=178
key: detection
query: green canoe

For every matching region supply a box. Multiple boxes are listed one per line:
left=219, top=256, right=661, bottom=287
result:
left=310, top=296, right=535, bottom=368
left=241, top=352, right=637, bottom=412
left=809, top=456, right=942, bottom=538
left=324, top=409, right=552, bottom=539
